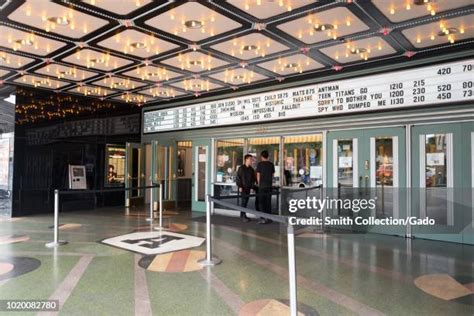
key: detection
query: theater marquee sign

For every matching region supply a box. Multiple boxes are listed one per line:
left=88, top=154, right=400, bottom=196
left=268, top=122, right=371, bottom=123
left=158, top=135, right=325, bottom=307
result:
left=143, top=59, right=473, bottom=133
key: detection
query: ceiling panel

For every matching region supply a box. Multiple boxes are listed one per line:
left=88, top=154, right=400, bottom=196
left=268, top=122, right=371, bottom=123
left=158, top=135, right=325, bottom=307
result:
left=257, top=53, right=324, bottom=75
left=170, top=78, right=222, bottom=93
left=0, top=51, right=36, bottom=69
left=226, top=0, right=314, bottom=20
left=145, top=1, right=242, bottom=42
left=8, top=0, right=109, bottom=39
left=91, top=75, right=147, bottom=90
left=210, top=33, right=289, bottom=59
left=277, top=7, right=370, bottom=44
left=14, top=74, right=70, bottom=89
left=34, top=63, right=99, bottom=81
left=80, top=0, right=153, bottom=16
left=209, top=67, right=268, bottom=85
left=372, top=0, right=473, bottom=23
left=61, top=48, right=135, bottom=71
left=401, top=15, right=473, bottom=48
left=0, top=69, right=10, bottom=78
left=160, top=51, right=228, bottom=72
left=121, top=64, right=182, bottom=82
left=0, top=25, right=67, bottom=56
left=96, top=29, right=180, bottom=58
left=68, top=85, right=115, bottom=97
left=139, top=86, right=186, bottom=98
left=319, top=37, right=397, bottom=64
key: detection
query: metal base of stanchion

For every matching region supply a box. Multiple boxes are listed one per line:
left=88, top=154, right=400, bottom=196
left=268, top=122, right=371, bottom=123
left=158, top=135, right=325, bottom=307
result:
left=45, top=240, right=68, bottom=248
left=153, top=226, right=164, bottom=231
left=198, top=257, right=222, bottom=266
left=145, top=218, right=154, bottom=222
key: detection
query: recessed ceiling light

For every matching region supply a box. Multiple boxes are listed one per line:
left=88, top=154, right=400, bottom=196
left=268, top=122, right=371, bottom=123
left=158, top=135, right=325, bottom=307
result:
left=184, top=20, right=203, bottom=29
left=413, top=0, right=432, bottom=5
left=285, top=62, right=299, bottom=69
left=59, top=70, right=73, bottom=76
left=90, top=58, right=105, bottom=64
left=243, top=45, right=258, bottom=51
left=47, top=17, right=70, bottom=26
left=313, top=24, right=334, bottom=32
left=0, top=55, right=6, bottom=62
left=130, top=42, right=147, bottom=49
left=189, top=60, right=202, bottom=66
left=192, top=83, right=202, bottom=88
left=147, top=72, right=160, bottom=77
left=35, top=79, right=48, bottom=85
left=233, top=75, right=244, bottom=80
left=437, top=27, right=458, bottom=36
left=15, top=39, right=33, bottom=46
left=350, top=48, right=367, bottom=54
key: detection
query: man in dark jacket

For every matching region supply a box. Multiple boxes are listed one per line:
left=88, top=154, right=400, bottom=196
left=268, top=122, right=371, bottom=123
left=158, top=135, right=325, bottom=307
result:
left=256, top=150, right=275, bottom=224
left=236, top=154, right=256, bottom=222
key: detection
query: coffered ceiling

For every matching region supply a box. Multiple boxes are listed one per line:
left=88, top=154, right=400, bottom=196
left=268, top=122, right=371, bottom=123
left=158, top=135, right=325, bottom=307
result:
left=0, top=0, right=472, bottom=107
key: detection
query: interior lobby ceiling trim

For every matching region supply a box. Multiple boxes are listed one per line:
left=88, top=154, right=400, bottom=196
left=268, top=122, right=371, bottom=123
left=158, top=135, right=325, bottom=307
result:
left=0, top=0, right=472, bottom=106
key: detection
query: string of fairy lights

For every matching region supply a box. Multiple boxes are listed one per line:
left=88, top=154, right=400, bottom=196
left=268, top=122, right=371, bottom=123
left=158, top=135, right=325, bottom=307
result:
left=15, top=87, right=138, bottom=125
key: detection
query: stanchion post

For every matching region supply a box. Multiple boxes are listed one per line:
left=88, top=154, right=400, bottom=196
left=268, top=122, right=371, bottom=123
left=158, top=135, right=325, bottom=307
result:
left=287, top=224, right=298, bottom=316
left=198, top=194, right=221, bottom=266
left=45, top=189, right=68, bottom=248
left=159, top=184, right=163, bottom=228
left=146, top=185, right=154, bottom=223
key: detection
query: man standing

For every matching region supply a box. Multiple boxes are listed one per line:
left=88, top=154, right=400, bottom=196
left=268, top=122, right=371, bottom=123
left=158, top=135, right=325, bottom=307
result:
left=256, top=150, right=275, bottom=224
left=236, top=154, right=256, bottom=222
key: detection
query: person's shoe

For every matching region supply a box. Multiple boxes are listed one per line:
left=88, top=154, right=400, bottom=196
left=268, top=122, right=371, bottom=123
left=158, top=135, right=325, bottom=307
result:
left=241, top=216, right=250, bottom=223
left=257, top=218, right=267, bottom=224
left=265, top=219, right=273, bottom=224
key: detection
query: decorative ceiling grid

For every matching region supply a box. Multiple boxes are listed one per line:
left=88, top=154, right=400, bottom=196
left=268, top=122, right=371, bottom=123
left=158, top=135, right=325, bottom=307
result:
left=0, top=0, right=471, bottom=106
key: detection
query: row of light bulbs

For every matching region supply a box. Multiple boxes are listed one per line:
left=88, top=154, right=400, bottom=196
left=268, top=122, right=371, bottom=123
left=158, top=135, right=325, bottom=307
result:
left=0, top=52, right=26, bottom=67
left=44, top=65, right=88, bottom=80
left=135, top=66, right=171, bottom=81
left=415, top=21, right=465, bottom=44
left=183, top=80, right=211, bottom=91
left=222, top=69, right=256, bottom=84
left=333, top=42, right=385, bottom=61
left=243, top=0, right=293, bottom=12
left=7, top=33, right=51, bottom=53
left=114, top=33, right=162, bottom=55
left=147, top=87, right=177, bottom=98
left=177, top=54, right=213, bottom=71
left=272, top=57, right=313, bottom=73
left=390, top=0, right=437, bottom=16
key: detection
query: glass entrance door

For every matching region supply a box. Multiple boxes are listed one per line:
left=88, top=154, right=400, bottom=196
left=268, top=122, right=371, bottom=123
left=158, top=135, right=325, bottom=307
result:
left=192, top=139, right=211, bottom=212
left=125, top=142, right=145, bottom=207
left=327, top=127, right=406, bottom=235
left=152, top=140, right=175, bottom=210
left=412, top=122, right=473, bottom=244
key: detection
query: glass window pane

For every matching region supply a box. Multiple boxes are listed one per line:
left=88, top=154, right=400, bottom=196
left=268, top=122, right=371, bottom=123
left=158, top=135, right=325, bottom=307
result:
left=337, top=140, right=353, bottom=187
left=216, top=139, right=244, bottom=183
left=106, top=145, right=125, bottom=186
left=247, top=137, right=280, bottom=185
left=375, top=138, right=393, bottom=187
left=283, top=134, right=323, bottom=187
left=425, top=134, right=447, bottom=188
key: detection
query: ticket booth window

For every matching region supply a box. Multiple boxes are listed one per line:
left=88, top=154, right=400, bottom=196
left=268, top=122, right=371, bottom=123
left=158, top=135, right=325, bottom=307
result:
left=283, top=134, right=323, bottom=187
left=105, top=145, right=126, bottom=186
left=215, top=139, right=244, bottom=184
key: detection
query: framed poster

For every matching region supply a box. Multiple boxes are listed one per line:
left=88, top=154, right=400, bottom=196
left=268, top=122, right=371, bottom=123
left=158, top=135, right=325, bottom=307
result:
left=105, top=145, right=126, bottom=186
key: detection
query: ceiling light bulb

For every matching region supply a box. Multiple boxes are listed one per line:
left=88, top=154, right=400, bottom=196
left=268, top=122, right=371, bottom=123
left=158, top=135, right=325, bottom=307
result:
left=430, top=34, right=435, bottom=40
left=406, top=3, right=411, bottom=10
left=245, top=3, right=249, bottom=10
left=390, top=7, right=395, bottom=15
left=460, top=27, right=464, bottom=34
left=346, top=20, right=351, bottom=26
left=416, top=37, right=421, bottom=43
left=431, top=10, right=436, bottom=15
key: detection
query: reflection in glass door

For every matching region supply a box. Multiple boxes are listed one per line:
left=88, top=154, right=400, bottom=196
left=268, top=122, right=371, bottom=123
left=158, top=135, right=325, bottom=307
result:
left=419, top=134, right=453, bottom=226
left=370, top=137, right=399, bottom=219
left=247, top=137, right=280, bottom=186
left=125, top=142, right=145, bottom=207
left=192, top=139, right=211, bottom=212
